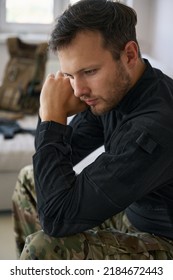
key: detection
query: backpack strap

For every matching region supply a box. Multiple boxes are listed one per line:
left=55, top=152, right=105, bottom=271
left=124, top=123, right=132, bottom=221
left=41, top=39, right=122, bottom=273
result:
left=7, top=37, right=48, bottom=59
left=7, top=37, right=20, bottom=57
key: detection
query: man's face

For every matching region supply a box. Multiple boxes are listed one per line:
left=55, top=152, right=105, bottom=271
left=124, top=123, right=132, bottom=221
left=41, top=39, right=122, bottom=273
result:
left=58, top=31, right=132, bottom=115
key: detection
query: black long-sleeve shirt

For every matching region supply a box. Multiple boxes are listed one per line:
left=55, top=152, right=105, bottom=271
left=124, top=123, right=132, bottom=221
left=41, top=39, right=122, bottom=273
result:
left=33, top=60, right=173, bottom=239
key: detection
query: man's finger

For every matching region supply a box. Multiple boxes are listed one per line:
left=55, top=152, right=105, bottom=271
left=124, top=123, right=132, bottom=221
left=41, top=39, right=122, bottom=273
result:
left=47, top=73, right=55, bottom=80
left=55, top=71, right=64, bottom=79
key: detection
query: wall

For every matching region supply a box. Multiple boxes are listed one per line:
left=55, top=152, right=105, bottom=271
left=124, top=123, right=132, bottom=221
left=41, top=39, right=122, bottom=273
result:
left=149, top=0, right=173, bottom=76
left=133, top=0, right=173, bottom=77
left=132, top=0, right=154, bottom=54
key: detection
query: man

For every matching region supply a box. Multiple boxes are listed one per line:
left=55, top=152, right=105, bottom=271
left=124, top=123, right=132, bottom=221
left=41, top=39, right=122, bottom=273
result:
left=12, top=0, right=173, bottom=259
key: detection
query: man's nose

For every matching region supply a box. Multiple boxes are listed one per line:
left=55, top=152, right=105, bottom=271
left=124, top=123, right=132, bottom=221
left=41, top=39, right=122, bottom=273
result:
left=71, top=77, right=88, bottom=98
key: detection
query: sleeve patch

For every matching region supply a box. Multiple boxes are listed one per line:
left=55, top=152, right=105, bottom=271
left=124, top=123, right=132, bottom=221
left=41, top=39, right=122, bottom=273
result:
left=136, top=132, right=157, bottom=154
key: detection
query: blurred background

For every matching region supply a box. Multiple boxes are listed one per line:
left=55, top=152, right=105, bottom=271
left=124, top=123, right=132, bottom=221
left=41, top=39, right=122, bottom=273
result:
left=0, top=0, right=173, bottom=260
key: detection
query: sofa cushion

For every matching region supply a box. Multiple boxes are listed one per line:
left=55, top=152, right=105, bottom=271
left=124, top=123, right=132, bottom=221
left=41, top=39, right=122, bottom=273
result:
left=0, top=115, right=37, bottom=171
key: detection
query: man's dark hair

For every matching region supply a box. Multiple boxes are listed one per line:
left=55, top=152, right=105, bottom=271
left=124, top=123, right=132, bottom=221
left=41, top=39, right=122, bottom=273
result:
left=49, top=0, right=140, bottom=60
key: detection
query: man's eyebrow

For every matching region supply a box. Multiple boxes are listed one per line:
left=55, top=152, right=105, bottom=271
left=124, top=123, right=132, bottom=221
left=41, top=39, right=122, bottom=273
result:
left=63, top=64, right=100, bottom=76
left=63, top=68, right=85, bottom=76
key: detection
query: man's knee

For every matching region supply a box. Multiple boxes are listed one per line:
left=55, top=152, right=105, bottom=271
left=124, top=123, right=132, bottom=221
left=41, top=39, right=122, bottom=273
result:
left=20, top=230, right=91, bottom=260
left=20, top=231, right=47, bottom=260
left=17, top=165, right=34, bottom=190
left=12, top=164, right=36, bottom=205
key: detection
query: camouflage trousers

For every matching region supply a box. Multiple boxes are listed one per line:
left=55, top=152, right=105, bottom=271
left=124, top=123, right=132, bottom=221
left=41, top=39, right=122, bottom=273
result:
left=12, top=165, right=173, bottom=260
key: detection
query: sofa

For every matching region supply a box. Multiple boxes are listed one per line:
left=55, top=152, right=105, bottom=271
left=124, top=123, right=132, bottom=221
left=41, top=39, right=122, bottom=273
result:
left=0, top=115, right=38, bottom=210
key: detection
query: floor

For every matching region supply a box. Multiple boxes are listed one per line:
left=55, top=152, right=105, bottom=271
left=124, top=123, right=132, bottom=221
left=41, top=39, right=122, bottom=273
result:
left=0, top=211, right=17, bottom=260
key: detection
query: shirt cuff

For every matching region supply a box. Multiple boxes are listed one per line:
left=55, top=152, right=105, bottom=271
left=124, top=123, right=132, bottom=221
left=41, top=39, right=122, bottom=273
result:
left=35, top=121, right=73, bottom=150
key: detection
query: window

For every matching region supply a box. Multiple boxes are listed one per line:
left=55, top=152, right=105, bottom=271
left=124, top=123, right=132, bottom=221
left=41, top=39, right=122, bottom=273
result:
left=0, top=0, right=133, bottom=35
left=5, top=0, right=54, bottom=24
left=70, top=0, right=79, bottom=3
left=0, top=0, right=69, bottom=34
left=70, top=0, right=133, bottom=6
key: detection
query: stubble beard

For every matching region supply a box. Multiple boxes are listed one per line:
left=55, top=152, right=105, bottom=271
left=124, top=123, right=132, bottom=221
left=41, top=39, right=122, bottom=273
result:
left=91, top=64, right=132, bottom=116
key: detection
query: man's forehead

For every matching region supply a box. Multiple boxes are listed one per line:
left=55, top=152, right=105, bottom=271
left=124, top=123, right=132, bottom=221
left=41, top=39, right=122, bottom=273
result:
left=58, top=31, right=111, bottom=68
left=58, top=30, right=104, bottom=53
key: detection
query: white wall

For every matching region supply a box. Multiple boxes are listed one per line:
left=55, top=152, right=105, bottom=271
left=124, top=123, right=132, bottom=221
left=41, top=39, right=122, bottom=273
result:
left=149, top=0, right=173, bottom=74
left=133, top=0, right=154, bottom=54
left=133, top=0, right=173, bottom=77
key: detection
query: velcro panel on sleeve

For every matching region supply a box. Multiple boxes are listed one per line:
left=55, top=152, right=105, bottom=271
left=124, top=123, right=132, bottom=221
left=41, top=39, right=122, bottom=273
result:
left=136, top=132, right=157, bottom=154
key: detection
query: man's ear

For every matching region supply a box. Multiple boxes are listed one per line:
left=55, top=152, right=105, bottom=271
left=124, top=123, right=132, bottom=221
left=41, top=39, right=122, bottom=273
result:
left=124, top=41, right=138, bottom=67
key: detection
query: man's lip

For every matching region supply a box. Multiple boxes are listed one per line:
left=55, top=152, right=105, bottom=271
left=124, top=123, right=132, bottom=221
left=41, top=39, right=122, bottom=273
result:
left=84, top=99, right=98, bottom=106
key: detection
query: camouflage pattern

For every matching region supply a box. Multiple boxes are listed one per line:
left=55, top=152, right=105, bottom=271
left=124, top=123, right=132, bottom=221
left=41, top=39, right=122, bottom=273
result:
left=12, top=165, right=173, bottom=260
left=12, top=165, right=41, bottom=258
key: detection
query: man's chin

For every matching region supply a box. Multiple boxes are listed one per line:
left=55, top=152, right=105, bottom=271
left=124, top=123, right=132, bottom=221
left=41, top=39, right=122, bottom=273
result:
left=90, top=105, right=110, bottom=116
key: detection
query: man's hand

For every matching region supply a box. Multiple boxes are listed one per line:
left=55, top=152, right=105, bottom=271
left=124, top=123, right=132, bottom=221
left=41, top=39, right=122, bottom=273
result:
left=39, top=71, right=87, bottom=124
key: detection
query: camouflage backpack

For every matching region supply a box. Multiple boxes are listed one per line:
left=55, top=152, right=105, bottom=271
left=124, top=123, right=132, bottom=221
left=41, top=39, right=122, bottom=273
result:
left=0, top=37, right=48, bottom=114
